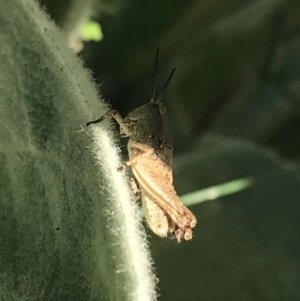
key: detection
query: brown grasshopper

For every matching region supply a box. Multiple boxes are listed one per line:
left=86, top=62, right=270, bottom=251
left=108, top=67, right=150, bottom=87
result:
left=87, top=48, right=197, bottom=242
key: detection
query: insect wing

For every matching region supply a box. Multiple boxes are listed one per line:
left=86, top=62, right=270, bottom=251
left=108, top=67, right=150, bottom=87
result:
left=128, top=141, right=197, bottom=231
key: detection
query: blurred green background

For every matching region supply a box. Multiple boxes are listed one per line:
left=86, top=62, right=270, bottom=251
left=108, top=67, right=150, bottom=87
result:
left=40, top=0, right=300, bottom=300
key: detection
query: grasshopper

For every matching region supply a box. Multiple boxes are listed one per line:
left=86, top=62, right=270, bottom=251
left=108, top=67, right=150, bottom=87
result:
left=87, top=48, right=197, bottom=242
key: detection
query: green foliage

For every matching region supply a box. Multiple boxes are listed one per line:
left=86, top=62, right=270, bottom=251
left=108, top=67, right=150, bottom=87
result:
left=0, top=1, right=156, bottom=300
left=81, top=21, right=103, bottom=42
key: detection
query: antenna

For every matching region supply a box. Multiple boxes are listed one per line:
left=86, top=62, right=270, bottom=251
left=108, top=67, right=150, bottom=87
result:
left=156, top=67, right=176, bottom=102
left=150, top=47, right=176, bottom=103
left=151, top=47, right=160, bottom=101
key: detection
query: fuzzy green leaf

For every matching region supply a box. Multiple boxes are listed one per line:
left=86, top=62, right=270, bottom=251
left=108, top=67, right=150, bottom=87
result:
left=0, top=1, right=156, bottom=300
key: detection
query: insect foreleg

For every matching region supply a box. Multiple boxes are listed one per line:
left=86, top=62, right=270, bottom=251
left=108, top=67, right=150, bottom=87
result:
left=87, top=109, right=133, bottom=137
left=86, top=109, right=116, bottom=126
